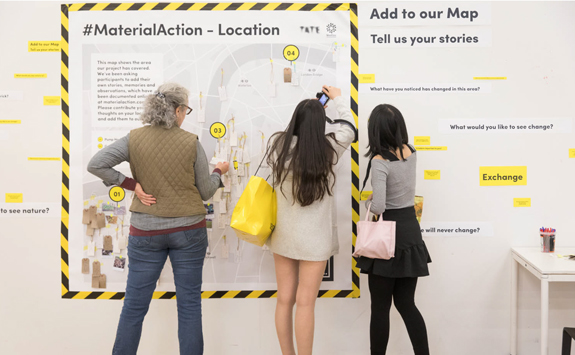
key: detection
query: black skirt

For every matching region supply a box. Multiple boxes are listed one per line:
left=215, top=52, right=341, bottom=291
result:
left=356, top=206, right=431, bottom=278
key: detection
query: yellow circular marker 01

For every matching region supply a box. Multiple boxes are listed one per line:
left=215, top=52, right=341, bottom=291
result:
left=283, top=45, right=300, bottom=62
left=210, top=122, right=226, bottom=139
left=109, top=186, right=125, bottom=202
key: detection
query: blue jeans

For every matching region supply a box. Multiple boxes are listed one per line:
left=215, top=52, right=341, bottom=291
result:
left=113, top=228, right=208, bottom=355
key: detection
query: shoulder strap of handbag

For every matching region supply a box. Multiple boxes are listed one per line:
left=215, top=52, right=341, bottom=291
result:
left=361, top=156, right=373, bottom=193
left=254, top=147, right=275, bottom=191
left=326, top=116, right=358, bottom=143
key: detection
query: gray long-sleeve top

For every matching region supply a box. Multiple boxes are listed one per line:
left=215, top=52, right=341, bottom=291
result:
left=367, top=149, right=417, bottom=215
left=87, top=133, right=222, bottom=230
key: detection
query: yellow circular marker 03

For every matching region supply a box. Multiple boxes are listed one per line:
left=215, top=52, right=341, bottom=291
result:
left=210, top=122, right=226, bottom=139
left=283, top=45, right=300, bottom=62
left=109, top=186, right=125, bottom=202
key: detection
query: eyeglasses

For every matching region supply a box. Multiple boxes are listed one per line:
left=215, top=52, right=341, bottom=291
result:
left=183, top=105, right=193, bottom=115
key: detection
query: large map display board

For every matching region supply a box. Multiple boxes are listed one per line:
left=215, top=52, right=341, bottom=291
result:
left=60, top=3, right=360, bottom=299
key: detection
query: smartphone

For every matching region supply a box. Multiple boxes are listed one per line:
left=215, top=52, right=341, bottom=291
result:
left=316, top=91, right=330, bottom=106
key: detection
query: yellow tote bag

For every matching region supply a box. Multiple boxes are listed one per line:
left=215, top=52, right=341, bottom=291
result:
left=230, top=176, right=277, bottom=247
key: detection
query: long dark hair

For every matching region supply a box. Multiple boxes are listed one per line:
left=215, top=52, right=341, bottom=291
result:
left=267, top=99, right=339, bottom=207
left=365, top=104, right=409, bottom=161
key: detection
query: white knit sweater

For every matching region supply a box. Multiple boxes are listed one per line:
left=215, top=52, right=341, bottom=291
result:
left=267, top=96, right=355, bottom=261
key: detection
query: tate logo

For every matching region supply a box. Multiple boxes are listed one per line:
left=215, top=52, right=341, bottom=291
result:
left=300, top=26, right=320, bottom=34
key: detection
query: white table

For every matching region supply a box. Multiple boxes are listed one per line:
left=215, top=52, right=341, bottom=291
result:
left=511, top=247, right=575, bottom=355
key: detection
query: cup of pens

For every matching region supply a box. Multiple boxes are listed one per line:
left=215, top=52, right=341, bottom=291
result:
left=540, top=227, right=556, bottom=253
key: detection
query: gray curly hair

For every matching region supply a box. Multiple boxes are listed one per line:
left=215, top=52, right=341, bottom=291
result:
left=140, top=82, right=189, bottom=128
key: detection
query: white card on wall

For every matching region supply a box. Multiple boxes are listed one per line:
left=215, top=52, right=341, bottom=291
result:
left=213, top=188, right=222, bottom=202
left=291, top=73, right=300, bottom=86
left=87, top=240, right=96, bottom=257
left=230, top=132, right=238, bottom=147
left=224, top=176, right=231, bottom=192
left=197, top=107, right=206, bottom=123
left=218, top=86, right=227, bottom=101
left=237, top=163, right=245, bottom=176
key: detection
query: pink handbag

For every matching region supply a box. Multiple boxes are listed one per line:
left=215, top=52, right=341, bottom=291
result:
left=353, top=204, right=396, bottom=260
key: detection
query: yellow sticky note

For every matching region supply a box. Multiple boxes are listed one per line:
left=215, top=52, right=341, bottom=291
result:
left=83, top=245, right=88, bottom=251
left=84, top=201, right=89, bottom=206
left=424, top=170, right=441, bottom=180
left=514, top=198, right=531, bottom=207
left=28, top=41, right=61, bottom=52
left=5, top=193, right=23, bottom=203
left=98, top=200, right=103, bottom=204
left=28, top=157, right=60, bottom=161
left=358, top=74, right=375, bottom=84
left=360, top=191, right=373, bottom=201
left=473, top=77, right=507, bottom=80
left=43, top=96, right=60, bottom=105
left=569, top=149, right=575, bottom=158
left=0, top=120, right=21, bottom=124
left=415, top=146, right=447, bottom=151
left=14, top=73, right=47, bottom=78
left=480, top=166, right=527, bottom=186
left=414, top=136, right=430, bottom=145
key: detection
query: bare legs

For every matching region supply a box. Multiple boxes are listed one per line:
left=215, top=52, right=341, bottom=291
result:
left=274, top=253, right=327, bottom=355
left=274, top=254, right=299, bottom=355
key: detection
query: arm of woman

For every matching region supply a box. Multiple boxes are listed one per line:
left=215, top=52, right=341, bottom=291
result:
left=323, top=86, right=356, bottom=158
left=87, top=134, right=156, bottom=206
left=87, top=134, right=137, bottom=191
left=367, top=158, right=390, bottom=215
left=194, top=141, right=227, bottom=201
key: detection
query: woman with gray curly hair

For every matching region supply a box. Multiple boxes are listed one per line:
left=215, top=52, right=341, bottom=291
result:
left=88, top=82, right=229, bottom=355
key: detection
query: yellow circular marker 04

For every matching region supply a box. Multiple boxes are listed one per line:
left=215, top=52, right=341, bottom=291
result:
left=283, top=45, right=300, bottom=61
left=210, top=122, right=226, bottom=139
left=109, top=186, right=125, bottom=202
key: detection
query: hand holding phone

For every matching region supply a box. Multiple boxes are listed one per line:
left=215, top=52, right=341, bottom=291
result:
left=316, top=91, right=330, bottom=106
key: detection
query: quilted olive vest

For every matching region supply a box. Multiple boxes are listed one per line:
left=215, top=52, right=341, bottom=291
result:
left=128, top=125, right=206, bottom=217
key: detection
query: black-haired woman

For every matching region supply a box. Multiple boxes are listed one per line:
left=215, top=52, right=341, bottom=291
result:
left=266, top=85, right=355, bottom=355
left=358, top=104, right=431, bottom=355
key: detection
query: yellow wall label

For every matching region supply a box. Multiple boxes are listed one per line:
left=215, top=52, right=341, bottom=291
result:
left=569, top=149, right=575, bottom=158
left=480, top=166, right=527, bottom=186
left=14, top=73, right=47, bottom=78
left=28, top=157, right=61, bottom=161
left=0, top=120, right=21, bottom=124
left=424, top=170, right=441, bottom=180
left=473, top=77, right=507, bottom=80
left=414, top=136, right=430, bottom=145
left=210, top=122, right=226, bottom=138
left=360, top=191, right=372, bottom=201
left=5, top=193, right=23, bottom=203
left=109, top=186, right=125, bottom=202
left=43, top=96, right=60, bottom=105
left=514, top=198, right=531, bottom=207
left=415, top=146, right=447, bottom=151
left=358, top=74, right=375, bottom=84
left=28, top=41, right=61, bottom=52
left=283, top=45, right=300, bottom=61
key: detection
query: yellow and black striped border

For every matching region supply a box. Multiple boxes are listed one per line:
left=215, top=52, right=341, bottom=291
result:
left=61, top=2, right=359, bottom=300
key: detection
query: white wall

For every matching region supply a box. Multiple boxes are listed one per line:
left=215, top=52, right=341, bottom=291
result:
left=1, top=2, right=574, bottom=355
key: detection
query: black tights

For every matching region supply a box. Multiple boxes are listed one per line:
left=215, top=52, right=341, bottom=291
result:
left=368, top=274, right=429, bottom=355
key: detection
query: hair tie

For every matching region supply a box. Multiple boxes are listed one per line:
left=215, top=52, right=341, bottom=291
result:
left=156, top=92, right=165, bottom=99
